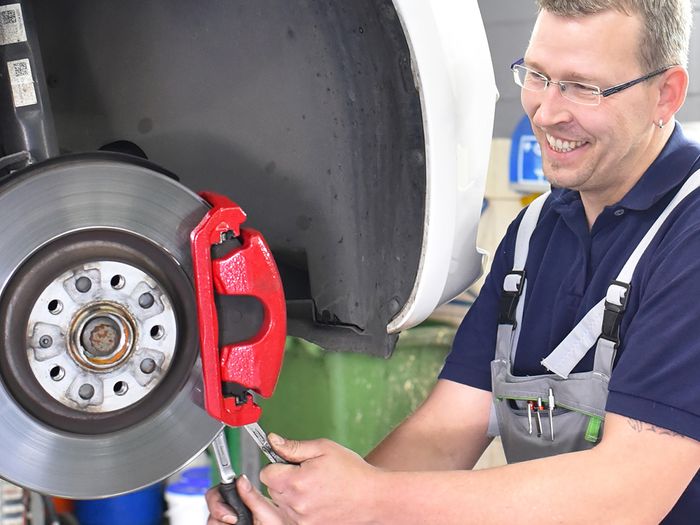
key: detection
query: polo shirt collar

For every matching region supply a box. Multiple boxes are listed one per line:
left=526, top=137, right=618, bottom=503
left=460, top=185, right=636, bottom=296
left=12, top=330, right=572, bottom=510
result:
left=549, top=123, right=700, bottom=213
left=617, top=123, right=700, bottom=211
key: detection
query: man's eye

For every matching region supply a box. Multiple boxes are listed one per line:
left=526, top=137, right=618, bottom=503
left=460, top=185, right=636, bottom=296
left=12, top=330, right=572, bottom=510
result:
left=565, top=82, right=598, bottom=95
left=525, top=72, right=547, bottom=84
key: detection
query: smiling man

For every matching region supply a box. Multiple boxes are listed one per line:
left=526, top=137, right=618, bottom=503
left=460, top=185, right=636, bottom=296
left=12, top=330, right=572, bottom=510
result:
left=207, top=2, right=700, bottom=523
left=517, top=6, right=684, bottom=227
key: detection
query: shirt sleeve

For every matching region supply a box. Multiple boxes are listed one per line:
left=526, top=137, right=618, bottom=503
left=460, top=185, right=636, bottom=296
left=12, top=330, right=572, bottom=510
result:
left=607, top=206, right=700, bottom=441
left=438, top=214, right=522, bottom=392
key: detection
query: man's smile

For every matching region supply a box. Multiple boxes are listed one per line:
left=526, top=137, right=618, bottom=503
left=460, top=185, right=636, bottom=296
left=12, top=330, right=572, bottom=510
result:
left=545, top=132, right=587, bottom=153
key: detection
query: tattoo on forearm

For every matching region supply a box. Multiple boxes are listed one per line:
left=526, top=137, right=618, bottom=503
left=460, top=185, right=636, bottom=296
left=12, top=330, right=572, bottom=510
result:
left=626, top=418, right=687, bottom=439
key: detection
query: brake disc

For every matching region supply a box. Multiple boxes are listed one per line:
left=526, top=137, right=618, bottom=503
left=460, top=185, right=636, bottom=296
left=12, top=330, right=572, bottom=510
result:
left=0, top=154, right=222, bottom=498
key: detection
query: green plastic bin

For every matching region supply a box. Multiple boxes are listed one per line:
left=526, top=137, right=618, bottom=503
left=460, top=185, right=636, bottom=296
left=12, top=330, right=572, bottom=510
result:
left=257, top=324, right=455, bottom=456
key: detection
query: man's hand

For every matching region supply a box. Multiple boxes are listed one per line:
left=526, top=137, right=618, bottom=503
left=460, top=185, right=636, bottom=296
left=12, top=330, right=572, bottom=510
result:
left=261, top=434, right=381, bottom=525
left=206, top=475, right=291, bottom=525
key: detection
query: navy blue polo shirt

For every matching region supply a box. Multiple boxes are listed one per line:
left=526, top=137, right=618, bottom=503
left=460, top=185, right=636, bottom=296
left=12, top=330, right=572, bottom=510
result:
left=440, top=124, right=700, bottom=522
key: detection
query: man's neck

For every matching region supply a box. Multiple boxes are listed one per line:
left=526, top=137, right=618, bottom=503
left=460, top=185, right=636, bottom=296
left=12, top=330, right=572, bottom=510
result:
left=580, top=123, right=674, bottom=229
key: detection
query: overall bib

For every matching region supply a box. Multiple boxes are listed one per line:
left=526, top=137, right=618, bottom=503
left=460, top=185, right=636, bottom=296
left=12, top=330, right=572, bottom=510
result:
left=490, top=170, right=700, bottom=463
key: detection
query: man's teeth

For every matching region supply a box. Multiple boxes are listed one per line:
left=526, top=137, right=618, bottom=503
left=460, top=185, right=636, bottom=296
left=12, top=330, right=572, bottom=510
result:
left=546, top=133, right=585, bottom=153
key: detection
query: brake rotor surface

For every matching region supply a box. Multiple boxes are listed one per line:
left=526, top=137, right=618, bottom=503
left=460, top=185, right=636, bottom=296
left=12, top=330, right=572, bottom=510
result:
left=0, top=155, right=222, bottom=498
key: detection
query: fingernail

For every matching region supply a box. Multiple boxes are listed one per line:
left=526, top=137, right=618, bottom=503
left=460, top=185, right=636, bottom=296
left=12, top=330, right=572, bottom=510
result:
left=238, top=474, right=251, bottom=492
left=268, top=433, right=285, bottom=446
left=222, top=514, right=238, bottom=524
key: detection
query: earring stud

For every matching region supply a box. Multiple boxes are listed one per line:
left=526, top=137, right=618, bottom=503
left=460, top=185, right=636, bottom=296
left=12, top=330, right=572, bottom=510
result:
left=658, top=119, right=665, bottom=129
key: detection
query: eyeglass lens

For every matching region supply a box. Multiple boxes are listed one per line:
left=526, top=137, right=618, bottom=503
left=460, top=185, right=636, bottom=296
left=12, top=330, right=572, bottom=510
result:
left=513, top=65, right=601, bottom=105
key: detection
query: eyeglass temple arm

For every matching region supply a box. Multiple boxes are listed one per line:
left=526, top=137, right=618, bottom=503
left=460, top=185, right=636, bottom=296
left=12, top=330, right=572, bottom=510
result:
left=601, top=67, right=672, bottom=98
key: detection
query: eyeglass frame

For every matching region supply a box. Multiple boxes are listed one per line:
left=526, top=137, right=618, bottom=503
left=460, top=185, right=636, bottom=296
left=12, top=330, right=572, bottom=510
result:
left=510, top=58, right=674, bottom=105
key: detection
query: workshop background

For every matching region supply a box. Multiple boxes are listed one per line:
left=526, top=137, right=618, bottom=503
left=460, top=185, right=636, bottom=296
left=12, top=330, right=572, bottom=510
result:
left=2, top=1, right=700, bottom=524
left=259, top=0, right=700, bottom=481
left=256, top=0, right=700, bottom=489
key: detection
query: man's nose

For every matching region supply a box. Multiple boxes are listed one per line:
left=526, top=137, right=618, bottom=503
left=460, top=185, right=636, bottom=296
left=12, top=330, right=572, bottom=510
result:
left=527, top=83, right=573, bottom=128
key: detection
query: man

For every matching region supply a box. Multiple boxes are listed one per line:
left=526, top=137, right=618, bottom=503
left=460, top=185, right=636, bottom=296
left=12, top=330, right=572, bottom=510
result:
left=208, top=1, right=700, bottom=523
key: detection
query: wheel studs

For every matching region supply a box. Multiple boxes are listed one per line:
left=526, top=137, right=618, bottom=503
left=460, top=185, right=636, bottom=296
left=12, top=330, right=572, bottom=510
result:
left=75, top=276, right=92, bottom=293
left=140, top=358, right=157, bottom=374
left=78, top=384, right=95, bottom=400
left=138, top=292, right=154, bottom=309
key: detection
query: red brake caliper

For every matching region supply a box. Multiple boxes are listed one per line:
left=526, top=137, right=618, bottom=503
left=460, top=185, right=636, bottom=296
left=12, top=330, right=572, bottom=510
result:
left=190, top=191, right=286, bottom=426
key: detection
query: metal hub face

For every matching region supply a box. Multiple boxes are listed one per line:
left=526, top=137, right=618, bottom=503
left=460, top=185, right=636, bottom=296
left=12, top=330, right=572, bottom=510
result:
left=0, top=155, right=223, bottom=498
left=27, top=261, right=178, bottom=413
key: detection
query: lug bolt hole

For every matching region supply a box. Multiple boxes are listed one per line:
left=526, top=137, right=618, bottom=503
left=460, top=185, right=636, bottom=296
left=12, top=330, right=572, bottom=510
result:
left=150, top=325, right=164, bottom=340
left=48, top=300, right=63, bottom=315
left=110, top=275, right=125, bottom=289
left=39, top=335, right=53, bottom=348
left=78, top=384, right=95, bottom=400
left=75, top=276, right=92, bottom=293
left=49, top=366, right=64, bottom=381
left=113, top=381, right=128, bottom=396
left=140, top=358, right=157, bottom=374
left=138, top=292, right=155, bottom=309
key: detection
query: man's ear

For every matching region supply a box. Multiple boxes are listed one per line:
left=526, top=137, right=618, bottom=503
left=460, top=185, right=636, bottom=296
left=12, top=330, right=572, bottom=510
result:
left=657, top=66, right=689, bottom=124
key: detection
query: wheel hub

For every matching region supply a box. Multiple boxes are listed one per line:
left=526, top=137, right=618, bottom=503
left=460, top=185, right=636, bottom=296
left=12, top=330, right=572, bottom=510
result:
left=27, top=260, right=178, bottom=413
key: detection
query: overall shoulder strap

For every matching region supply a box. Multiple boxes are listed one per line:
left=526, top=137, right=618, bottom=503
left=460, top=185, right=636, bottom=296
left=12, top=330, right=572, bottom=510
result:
left=541, top=167, right=700, bottom=378
left=514, top=192, right=551, bottom=270
left=497, top=191, right=550, bottom=362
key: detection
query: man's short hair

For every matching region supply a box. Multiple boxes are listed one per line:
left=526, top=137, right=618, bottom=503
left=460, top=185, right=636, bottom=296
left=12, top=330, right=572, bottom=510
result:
left=536, top=0, right=693, bottom=70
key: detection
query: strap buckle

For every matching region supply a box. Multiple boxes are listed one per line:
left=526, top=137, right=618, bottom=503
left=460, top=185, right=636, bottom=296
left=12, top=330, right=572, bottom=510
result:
left=498, top=270, right=525, bottom=325
left=600, top=280, right=631, bottom=345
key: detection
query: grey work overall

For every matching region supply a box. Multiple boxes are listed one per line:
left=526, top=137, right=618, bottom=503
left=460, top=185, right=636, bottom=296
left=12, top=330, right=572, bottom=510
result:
left=490, top=170, right=700, bottom=463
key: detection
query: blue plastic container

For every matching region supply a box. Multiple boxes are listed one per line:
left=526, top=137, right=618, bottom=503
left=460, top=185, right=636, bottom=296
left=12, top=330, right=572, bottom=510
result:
left=165, top=468, right=211, bottom=525
left=74, top=483, right=163, bottom=525
left=178, top=465, right=212, bottom=484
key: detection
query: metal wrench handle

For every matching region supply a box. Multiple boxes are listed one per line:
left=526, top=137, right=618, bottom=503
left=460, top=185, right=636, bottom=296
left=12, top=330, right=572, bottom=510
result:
left=211, top=431, right=253, bottom=525
left=245, top=422, right=290, bottom=464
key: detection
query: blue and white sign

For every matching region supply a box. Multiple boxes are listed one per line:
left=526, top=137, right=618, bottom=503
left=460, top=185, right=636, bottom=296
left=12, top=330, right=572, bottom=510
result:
left=509, top=114, right=549, bottom=193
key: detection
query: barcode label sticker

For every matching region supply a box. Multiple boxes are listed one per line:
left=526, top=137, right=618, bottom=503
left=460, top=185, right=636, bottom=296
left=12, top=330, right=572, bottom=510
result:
left=0, top=4, right=27, bottom=45
left=8, top=58, right=36, bottom=107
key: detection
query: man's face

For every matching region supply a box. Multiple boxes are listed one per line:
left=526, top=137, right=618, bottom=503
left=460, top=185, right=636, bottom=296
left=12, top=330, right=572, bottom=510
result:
left=522, top=9, right=660, bottom=202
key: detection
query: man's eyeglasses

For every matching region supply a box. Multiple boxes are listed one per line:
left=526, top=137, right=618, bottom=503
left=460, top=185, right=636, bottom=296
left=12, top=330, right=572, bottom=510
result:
left=510, top=58, right=673, bottom=106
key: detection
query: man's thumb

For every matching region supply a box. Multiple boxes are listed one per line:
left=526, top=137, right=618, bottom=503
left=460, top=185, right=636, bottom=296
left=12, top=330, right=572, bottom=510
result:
left=268, top=434, right=324, bottom=463
left=236, top=476, right=284, bottom=525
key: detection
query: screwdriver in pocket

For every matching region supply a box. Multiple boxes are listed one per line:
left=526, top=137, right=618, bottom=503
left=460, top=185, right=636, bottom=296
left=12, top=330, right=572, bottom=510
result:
left=548, top=388, right=555, bottom=441
left=535, top=397, right=543, bottom=437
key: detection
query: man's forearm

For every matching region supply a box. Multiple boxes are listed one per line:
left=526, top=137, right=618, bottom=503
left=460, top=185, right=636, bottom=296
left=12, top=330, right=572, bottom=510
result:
left=365, top=418, right=491, bottom=472
left=367, top=414, right=699, bottom=525
left=371, top=449, right=628, bottom=524
left=365, top=380, right=493, bottom=471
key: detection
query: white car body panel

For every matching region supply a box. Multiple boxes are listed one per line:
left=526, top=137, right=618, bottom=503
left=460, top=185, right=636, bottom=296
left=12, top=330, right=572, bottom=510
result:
left=388, top=0, right=498, bottom=333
